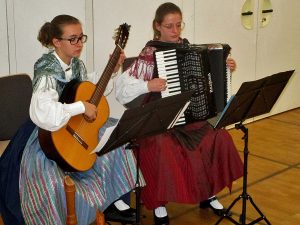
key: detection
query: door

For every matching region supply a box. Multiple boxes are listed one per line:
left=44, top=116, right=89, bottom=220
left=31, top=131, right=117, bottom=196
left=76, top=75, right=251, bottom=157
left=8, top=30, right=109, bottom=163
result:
left=194, top=0, right=300, bottom=118
left=255, top=0, right=300, bottom=115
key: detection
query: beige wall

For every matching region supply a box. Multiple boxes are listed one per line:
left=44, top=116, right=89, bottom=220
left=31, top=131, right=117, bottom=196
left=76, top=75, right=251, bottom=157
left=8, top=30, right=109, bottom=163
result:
left=0, top=0, right=9, bottom=75
left=1, top=0, right=299, bottom=119
left=0, top=0, right=87, bottom=77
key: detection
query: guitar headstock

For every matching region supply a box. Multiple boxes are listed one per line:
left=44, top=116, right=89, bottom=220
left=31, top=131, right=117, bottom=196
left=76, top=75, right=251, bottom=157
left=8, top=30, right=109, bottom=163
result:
left=114, top=23, right=131, bottom=49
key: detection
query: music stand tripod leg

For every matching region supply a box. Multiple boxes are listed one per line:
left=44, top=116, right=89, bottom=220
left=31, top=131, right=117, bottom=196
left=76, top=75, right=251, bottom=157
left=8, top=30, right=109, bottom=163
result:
left=246, top=196, right=271, bottom=225
left=126, top=142, right=142, bottom=225
left=215, top=122, right=271, bottom=225
left=215, top=192, right=242, bottom=225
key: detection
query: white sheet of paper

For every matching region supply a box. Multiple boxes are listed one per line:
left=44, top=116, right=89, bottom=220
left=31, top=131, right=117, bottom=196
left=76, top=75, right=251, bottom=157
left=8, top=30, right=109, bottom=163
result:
left=90, top=111, right=124, bottom=154
left=168, top=101, right=191, bottom=128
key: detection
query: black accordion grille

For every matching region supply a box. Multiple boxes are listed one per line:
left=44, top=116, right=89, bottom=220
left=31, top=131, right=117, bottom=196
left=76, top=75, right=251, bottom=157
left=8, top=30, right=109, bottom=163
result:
left=177, top=48, right=216, bottom=122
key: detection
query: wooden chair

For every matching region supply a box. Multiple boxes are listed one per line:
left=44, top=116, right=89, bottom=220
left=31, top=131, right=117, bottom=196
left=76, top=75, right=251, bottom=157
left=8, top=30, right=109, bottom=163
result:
left=122, top=57, right=137, bottom=73
left=0, top=74, right=32, bottom=223
left=64, top=175, right=105, bottom=225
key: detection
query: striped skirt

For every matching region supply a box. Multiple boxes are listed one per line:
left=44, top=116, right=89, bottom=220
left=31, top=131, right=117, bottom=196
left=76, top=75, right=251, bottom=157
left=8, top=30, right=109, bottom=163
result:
left=19, top=118, right=141, bottom=225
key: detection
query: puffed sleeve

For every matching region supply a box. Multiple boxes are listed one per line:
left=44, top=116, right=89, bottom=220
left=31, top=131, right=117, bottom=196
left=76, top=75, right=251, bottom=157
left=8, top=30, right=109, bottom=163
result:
left=30, top=76, right=85, bottom=131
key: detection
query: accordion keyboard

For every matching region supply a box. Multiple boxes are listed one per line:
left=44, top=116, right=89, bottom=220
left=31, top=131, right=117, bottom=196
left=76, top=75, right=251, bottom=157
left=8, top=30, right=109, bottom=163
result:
left=156, top=49, right=181, bottom=97
left=155, top=49, right=186, bottom=125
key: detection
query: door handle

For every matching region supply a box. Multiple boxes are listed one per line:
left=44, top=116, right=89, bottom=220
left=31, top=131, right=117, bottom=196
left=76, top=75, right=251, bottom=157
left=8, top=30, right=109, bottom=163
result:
left=241, top=0, right=274, bottom=29
left=260, top=0, right=273, bottom=27
left=241, top=0, right=254, bottom=30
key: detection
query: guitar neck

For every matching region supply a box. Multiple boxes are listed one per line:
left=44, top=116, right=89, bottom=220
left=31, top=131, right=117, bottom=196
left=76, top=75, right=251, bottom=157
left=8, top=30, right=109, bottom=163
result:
left=90, top=45, right=122, bottom=106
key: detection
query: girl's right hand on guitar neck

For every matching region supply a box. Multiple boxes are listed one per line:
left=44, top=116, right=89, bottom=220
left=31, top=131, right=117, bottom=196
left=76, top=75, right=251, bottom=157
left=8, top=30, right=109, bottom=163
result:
left=82, top=101, right=97, bottom=122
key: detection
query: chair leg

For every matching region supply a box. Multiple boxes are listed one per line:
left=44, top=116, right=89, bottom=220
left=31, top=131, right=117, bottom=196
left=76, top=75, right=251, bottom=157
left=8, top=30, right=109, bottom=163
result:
left=64, top=175, right=106, bottom=225
left=96, top=210, right=105, bottom=225
left=64, top=175, right=77, bottom=225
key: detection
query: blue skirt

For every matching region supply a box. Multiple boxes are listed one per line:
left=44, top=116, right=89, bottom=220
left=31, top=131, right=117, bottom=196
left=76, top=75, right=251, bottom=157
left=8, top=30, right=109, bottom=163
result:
left=1, top=118, right=142, bottom=225
left=0, top=119, right=35, bottom=225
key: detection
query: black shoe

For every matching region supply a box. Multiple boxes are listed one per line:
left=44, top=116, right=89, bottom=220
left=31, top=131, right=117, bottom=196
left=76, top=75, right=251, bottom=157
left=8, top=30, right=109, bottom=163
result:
left=199, top=196, right=231, bottom=217
left=153, top=212, right=169, bottom=225
left=104, top=203, right=136, bottom=218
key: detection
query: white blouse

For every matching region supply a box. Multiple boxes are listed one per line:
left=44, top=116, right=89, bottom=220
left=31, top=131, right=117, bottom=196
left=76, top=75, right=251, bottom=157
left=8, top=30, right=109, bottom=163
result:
left=115, top=69, right=149, bottom=105
left=30, top=52, right=114, bottom=131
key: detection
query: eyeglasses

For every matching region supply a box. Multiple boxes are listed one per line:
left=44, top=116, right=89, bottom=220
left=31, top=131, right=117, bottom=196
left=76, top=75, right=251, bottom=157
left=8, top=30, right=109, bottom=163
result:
left=58, top=34, right=88, bottom=45
left=161, top=21, right=185, bottom=30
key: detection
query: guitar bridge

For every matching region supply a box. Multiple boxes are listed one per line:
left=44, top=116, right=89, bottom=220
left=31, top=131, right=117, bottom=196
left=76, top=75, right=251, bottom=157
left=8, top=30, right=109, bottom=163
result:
left=66, top=125, right=89, bottom=149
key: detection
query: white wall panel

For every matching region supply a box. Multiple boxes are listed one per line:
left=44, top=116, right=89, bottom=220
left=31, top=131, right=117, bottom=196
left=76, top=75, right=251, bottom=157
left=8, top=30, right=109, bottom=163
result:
left=194, top=0, right=257, bottom=95
left=11, top=0, right=86, bottom=77
left=4, top=0, right=297, bottom=119
left=255, top=0, right=300, bottom=115
left=0, top=0, right=9, bottom=76
left=195, top=0, right=300, bottom=118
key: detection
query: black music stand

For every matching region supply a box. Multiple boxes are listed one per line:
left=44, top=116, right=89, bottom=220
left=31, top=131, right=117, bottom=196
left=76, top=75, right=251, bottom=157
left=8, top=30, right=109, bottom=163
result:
left=214, top=70, right=294, bottom=225
left=97, top=90, right=194, bottom=225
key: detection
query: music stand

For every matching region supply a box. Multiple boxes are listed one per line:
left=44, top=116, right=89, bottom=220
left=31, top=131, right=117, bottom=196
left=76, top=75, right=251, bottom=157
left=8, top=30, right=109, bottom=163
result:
left=213, top=70, right=294, bottom=225
left=97, top=90, right=194, bottom=225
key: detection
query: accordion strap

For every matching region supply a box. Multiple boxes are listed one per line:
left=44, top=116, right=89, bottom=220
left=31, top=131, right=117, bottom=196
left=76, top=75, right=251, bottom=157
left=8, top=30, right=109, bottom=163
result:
left=146, top=38, right=190, bottom=50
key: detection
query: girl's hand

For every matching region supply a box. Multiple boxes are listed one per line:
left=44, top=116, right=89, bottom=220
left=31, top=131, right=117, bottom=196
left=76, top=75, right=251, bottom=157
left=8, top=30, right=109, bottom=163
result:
left=82, top=101, right=97, bottom=122
left=147, top=78, right=167, bottom=92
left=113, top=51, right=126, bottom=73
left=226, top=57, right=237, bottom=72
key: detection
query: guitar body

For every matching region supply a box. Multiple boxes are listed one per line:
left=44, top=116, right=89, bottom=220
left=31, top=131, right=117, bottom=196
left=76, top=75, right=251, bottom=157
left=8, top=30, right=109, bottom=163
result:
left=38, top=81, right=109, bottom=171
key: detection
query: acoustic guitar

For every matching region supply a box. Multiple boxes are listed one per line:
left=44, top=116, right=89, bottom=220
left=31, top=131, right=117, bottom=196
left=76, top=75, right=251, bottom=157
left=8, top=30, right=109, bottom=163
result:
left=38, top=23, right=130, bottom=172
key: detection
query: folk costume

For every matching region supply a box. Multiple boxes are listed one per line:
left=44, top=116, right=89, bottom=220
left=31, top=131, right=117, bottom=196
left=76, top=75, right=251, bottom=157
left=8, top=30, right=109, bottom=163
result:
left=0, top=51, right=141, bottom=225
left=115, top=39, right=244, bottom=209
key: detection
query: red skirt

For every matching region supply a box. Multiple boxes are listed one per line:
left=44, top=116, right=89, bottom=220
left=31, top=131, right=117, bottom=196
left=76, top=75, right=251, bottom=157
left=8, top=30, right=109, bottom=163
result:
left=136, top=121, right=243, bottom=209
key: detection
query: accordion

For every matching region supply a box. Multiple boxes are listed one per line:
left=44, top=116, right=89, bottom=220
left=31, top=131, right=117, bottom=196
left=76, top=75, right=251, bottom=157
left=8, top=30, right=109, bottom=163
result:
left=124, top=43, right=232, bottom=126
left=155, top=43, right=232, bottom=125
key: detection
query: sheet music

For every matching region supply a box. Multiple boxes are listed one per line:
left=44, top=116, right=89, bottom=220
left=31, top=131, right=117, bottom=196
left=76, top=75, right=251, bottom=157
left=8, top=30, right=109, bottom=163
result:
left=214, top=95, right=235, bottom=128
left=91, top=99, right=189, bottom=153
left=90, top=113, right=123, bottom=154
left=168, top=101, right=191, bottom=128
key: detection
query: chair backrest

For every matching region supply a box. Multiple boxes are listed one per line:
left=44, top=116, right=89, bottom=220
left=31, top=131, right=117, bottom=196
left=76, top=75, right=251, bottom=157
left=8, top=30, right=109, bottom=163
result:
left=122, top=57, right=137, bottom=72
left=0, top=74, right=32, bottom=140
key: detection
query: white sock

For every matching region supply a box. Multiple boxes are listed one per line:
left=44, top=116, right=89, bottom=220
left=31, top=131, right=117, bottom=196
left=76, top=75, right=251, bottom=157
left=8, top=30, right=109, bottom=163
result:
left=113, top=200, right=130, bottom=211
left=208, top=196, right=223, bottom=210
left=154, top=206, right=168, bottom=218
